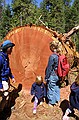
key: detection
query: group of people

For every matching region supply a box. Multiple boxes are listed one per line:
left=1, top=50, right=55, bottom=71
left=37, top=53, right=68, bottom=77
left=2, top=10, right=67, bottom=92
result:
left=0, top=39, right=79, bottom=120
left=31, top=41, right=61, bottom=114
left=31, top=40, right=79, bottom=120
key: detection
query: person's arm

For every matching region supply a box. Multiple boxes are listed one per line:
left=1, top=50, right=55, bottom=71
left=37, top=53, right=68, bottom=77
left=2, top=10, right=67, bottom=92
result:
left=0, top=56, right=3, bottom=69
left=31, top=83, right=36, bottom=96
left=0, top=57, right=3, bottom=90
left=9, top=68, right=16, bottom=83
left=43, top=83, right=46, bottom=98
left=45, top=55, right=55, bottom=80
left=8, top=65, right=13, bottom=78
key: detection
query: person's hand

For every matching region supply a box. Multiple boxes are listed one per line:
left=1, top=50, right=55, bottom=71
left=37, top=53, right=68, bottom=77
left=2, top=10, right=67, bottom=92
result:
left=0, top=88, right=3, bottom=92
left=44, top=98, right=46, bottom=102
left=12, top=78, right=16, bottom=83
left=44, top=79, right=47, bottom=85
left=44, top=81, right=47, bottom=85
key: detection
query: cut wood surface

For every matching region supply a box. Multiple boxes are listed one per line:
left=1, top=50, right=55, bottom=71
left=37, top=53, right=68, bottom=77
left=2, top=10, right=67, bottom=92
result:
left=4, top=24, right=79, bottom=89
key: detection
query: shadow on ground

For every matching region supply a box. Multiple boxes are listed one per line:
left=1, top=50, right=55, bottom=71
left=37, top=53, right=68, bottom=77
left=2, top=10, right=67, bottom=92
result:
left=0, top=83, right=22, bottom=120
left=60, top=99, right=79, bottom=120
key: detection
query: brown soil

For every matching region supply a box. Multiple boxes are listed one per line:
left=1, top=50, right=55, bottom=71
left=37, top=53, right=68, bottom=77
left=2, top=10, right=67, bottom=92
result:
left=0, top=85, right=78, bottom=120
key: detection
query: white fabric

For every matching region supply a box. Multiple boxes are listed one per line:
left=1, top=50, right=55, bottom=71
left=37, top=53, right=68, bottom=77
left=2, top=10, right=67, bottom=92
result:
left=35, top=96, right=38, bottom=103
left=66, top=108, right=72, bottom=114
left=62, top=115, right=70, bottom=120
left=2, top=81, right=9, bottom=96
left=33, top=109, right=36, bottom=114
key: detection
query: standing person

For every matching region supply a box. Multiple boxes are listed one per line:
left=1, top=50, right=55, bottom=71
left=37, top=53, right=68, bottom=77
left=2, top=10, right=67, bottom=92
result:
left=63, top=74, right=79, bottom=120
left=31, top=76, right=46, bottom=114
left=45, top=41, right=61, bottom=106
left=0, top=40, right=16, bottom=100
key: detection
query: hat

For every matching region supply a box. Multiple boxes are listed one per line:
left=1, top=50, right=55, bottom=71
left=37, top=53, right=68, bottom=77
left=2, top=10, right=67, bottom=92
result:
left=1, top=40, right=15, bottom=51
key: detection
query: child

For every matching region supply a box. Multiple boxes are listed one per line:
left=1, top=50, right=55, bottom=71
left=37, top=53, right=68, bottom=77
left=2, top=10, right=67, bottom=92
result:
left=31, top=76, right=46, bottom=114
left=63, top=74, right=79, bottom=120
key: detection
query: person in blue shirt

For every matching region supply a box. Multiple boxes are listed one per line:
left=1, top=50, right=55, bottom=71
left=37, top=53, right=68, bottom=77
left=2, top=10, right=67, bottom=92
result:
left=63, top=74, right=79, bottom=120
left=31, top=76, right=46, bottom=114
left=0, top=40, right=16, bottom=100
left=45, top=41, right=61, bottom=106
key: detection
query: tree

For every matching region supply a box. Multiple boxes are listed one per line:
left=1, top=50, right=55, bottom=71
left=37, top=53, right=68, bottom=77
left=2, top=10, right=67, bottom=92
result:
left=70, top=0, right=79, bottom=51
left=63, top=0, right=73, bottom=32
left=39, top=0, right=66, bottom=33
left=0, top=4, right=12, bottom=40
left=0, top=0, right=3, bottom=19
left=11, top=0, right=40, bottom=27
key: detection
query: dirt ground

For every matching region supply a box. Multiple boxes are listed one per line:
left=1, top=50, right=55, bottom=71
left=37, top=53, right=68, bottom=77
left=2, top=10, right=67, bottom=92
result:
left=0, top=84, right=79, bottom=120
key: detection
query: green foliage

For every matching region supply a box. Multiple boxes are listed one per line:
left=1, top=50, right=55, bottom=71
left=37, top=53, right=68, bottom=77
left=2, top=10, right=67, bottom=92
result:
left=39, top=0, right=66, bottom=33
left=70, top=0, right=79, bottom=51
left=0, top=0, right=79, bottom=50
left=11, top=0, right=40, bottom=26
left=0, top=4, right=12, bottom=41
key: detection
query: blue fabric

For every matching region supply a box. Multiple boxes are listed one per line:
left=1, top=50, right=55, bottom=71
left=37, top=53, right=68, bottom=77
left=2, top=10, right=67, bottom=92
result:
left=0, top=52, right=14, bottom=83
left=31, top=82, right=46, bottom=99
left=47, top=75, right=60, bottom=104
left=0, top=82, right=3, bottom=89
left=2, top=40, right=12, bottom=47
left=45, top=53, right=60, bottom=104
left=45, top=53, right=58, bottom=80
left=69, top=82, right=79, bottom=110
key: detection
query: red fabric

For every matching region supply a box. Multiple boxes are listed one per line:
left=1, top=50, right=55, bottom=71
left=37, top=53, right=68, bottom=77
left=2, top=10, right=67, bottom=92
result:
left=58, top=55, right=70, bottom=77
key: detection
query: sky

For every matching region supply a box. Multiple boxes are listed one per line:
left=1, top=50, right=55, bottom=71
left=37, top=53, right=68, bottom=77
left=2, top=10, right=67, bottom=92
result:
left=36, top=0, right=43, bottom=7
left=5, top=0, right=43, bottom=7
left=5, top=0, right=74, bottom=7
